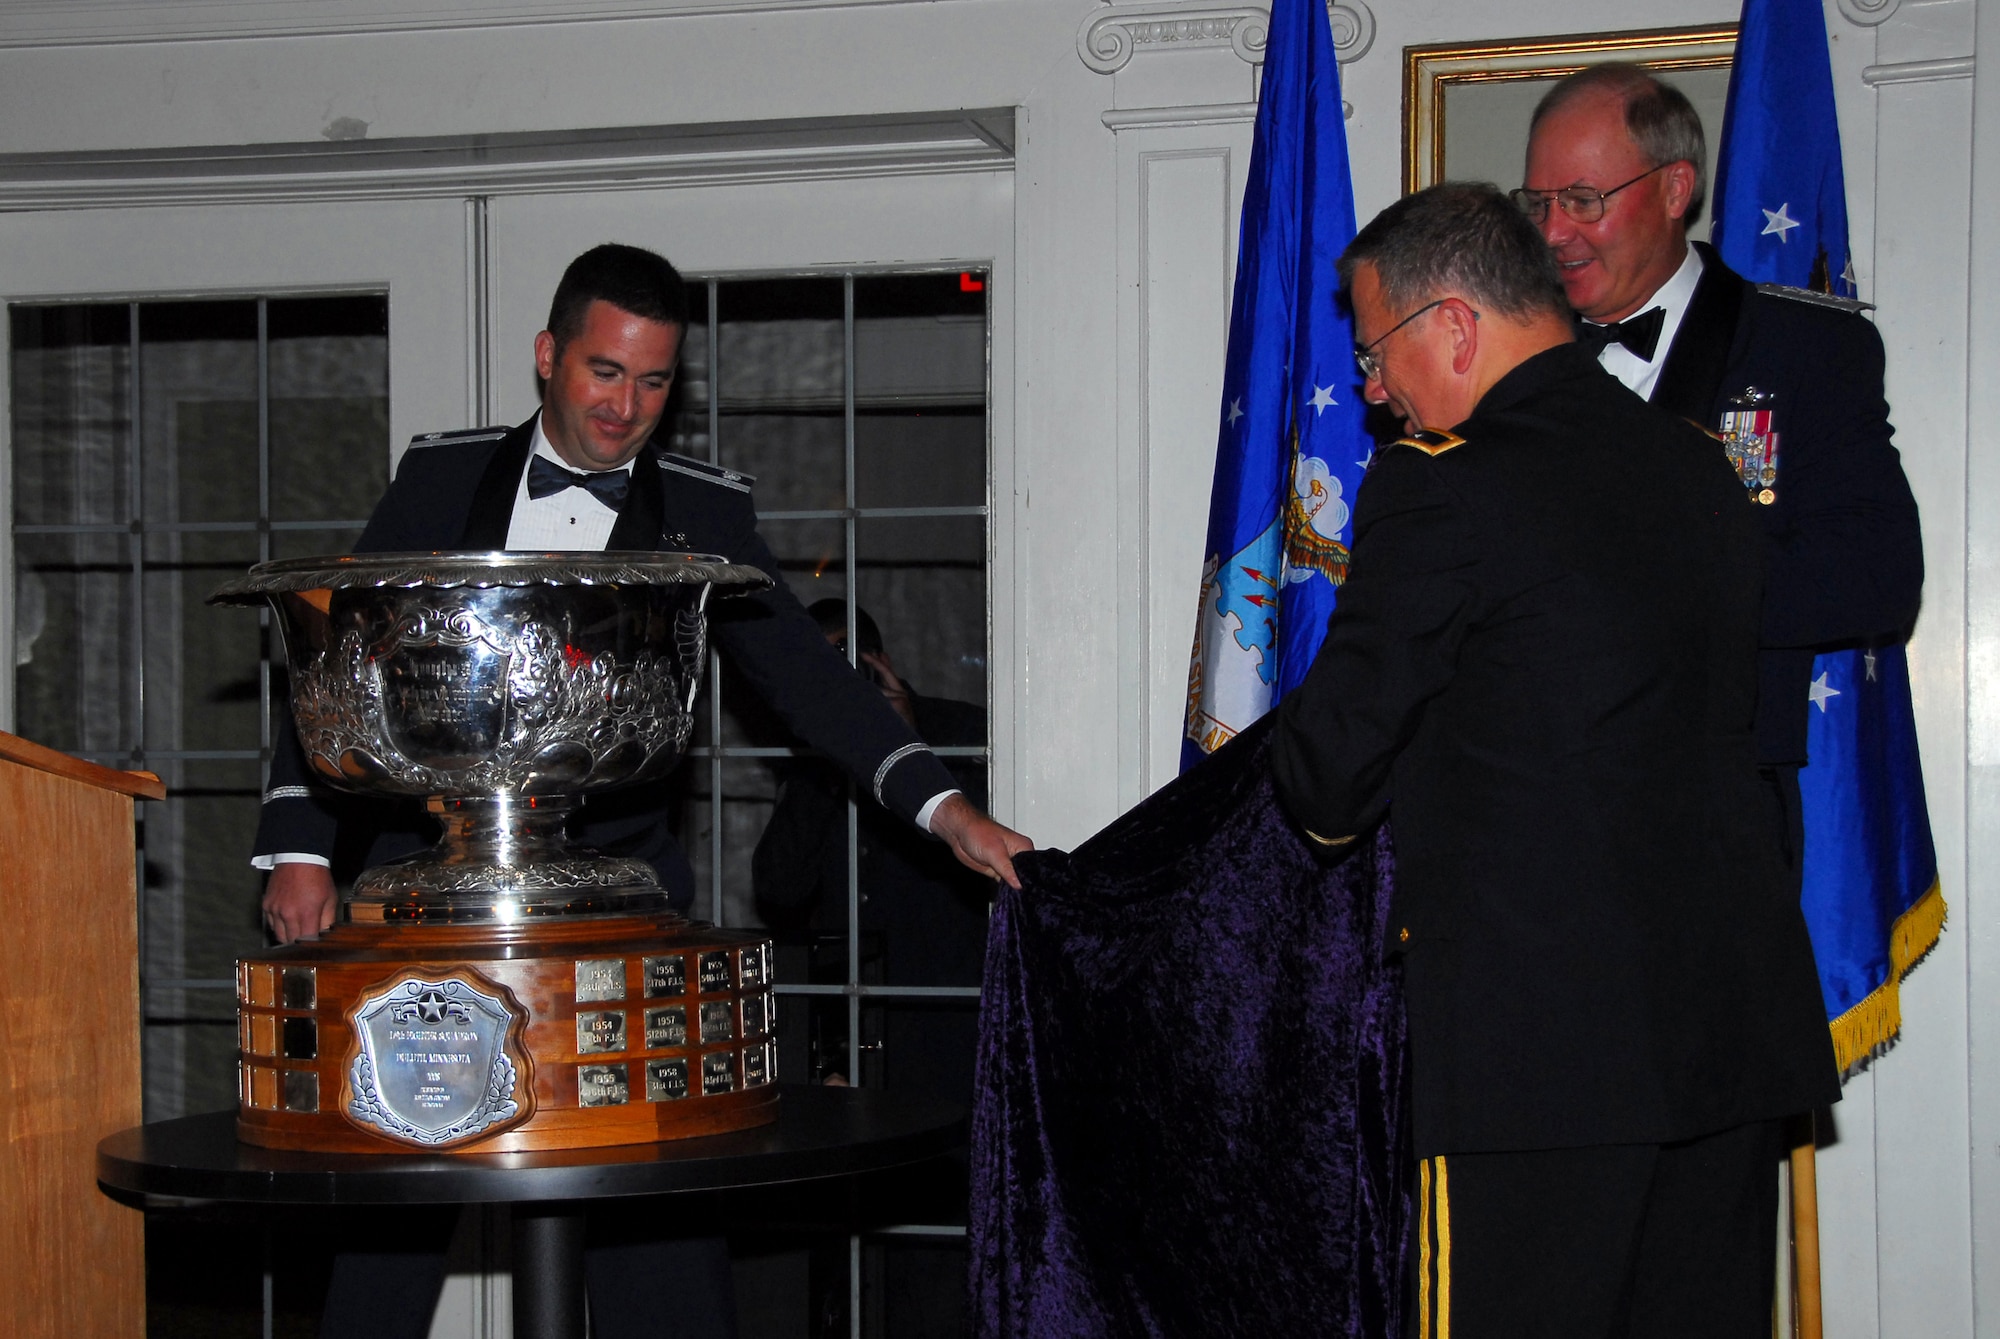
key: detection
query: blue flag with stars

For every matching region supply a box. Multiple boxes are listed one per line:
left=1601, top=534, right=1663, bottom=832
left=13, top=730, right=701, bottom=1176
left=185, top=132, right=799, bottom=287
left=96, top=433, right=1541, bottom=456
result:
left=1182, top=0, right=1370, bottom=769
left=1712, top=0, right=1941, bottom=1071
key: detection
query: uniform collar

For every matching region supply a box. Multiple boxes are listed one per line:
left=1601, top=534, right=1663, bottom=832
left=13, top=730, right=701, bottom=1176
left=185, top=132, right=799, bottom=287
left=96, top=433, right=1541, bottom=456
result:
left=1467, top=339, right=1608, bottom=421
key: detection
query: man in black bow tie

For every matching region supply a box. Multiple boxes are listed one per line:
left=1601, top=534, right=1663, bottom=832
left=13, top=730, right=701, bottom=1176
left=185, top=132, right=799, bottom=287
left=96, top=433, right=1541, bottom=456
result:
left=1521, top=64, right=1922, bottom=891
left=250, top=244, right=1031, bottom=1339
left=257, top=244, right=1029, bottom=944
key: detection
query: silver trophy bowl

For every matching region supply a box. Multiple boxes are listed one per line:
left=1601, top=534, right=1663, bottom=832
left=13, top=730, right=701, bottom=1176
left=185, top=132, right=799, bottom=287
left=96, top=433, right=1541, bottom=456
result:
left=210, top=551, right=770, bottom=925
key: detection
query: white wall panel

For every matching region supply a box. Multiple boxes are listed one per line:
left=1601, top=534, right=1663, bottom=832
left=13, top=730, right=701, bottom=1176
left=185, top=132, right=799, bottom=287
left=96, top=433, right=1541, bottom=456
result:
left=1866, top=2, right=1977, bottom=1326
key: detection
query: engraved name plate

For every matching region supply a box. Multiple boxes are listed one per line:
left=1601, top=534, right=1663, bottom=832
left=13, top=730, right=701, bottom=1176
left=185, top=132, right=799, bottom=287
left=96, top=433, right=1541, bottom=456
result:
left=743, top=1042, right=772, bottom=1088
left=283, top=1069, right=321, bottom=1113
left=646, top=1057, right=690, bottom=1102
left=576, top=1010, right=627, bottom=1055
left=379, top=640, right=509, bottom=766
left=701, top=1051, right=737, bottom=1095
left=741, top=993, right=770, bottom=1037
left=645, top=1005, right=688, bottom=1049
left=281, top=966, right=318, bottom=1010
left=575, top=959, right=627, bottom=1003
left=643, top=954, right=687, bottom=997
left=578, top=1064, right=630, bottom=1107
left=739, top=943, right=769, bottom=987
left=699, top=1000, right=735, bottom=1043
left=698, top=951, right=733, bottom=993
left=282, top=1016, right=318, bottom=1060
left=347, top=977, right=522, bottom=1147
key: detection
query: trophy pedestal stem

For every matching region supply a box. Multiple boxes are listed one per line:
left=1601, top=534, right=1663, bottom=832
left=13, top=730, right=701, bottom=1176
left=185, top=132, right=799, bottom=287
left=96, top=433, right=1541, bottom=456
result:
left=347, top=795, right=676, bottom=925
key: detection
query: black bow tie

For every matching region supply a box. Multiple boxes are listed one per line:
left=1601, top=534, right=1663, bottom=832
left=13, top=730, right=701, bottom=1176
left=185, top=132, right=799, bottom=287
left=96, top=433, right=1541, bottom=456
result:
left=526, top=454, right=630, bottom=509
left=1579, top=306, right=1667, bottom=362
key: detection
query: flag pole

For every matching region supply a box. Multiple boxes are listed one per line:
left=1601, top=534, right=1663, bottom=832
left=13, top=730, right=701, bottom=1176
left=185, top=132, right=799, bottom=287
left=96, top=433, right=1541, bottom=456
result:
left=1790, top=1114, right=1822, bottom=1339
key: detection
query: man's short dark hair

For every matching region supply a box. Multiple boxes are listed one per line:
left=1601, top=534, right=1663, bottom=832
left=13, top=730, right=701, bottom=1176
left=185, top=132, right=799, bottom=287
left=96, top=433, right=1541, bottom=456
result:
left=1339, top=182, right=1568, bottom=321
left=545, top=244, right=691, bottom=358
left=806, top=598, right=885, bottom=659
left=1531, top=63, right=1708, bottom=225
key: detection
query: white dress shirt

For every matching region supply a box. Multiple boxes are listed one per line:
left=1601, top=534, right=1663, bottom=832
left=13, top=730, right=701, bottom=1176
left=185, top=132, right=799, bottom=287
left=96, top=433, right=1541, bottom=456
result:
left=504, top=419, right=626, bottom=552
left=261, top=414, right=958, bottom=866
left=1589, top=242, right=1704, bottom=400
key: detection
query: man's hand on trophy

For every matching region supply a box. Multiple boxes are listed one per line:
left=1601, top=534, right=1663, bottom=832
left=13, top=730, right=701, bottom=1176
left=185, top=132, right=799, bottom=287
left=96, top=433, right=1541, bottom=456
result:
left=929, top=792, right=1033, bottom=890
left=264, top=862, right=339, bottom=944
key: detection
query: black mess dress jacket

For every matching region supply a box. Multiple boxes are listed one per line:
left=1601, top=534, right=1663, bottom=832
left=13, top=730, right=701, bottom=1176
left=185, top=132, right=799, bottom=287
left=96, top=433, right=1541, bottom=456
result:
left=1271, top=343, right=1840, bottom=1156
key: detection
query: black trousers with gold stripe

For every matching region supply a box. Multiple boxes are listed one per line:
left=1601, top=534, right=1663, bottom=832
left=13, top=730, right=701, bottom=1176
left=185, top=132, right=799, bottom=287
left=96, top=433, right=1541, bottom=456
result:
left=1411, top=1120, right=1784, bottom=1339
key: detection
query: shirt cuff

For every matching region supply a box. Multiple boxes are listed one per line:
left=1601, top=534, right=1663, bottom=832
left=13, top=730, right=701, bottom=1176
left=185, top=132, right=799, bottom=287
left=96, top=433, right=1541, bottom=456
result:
left=252, top=853, right=332, bottom=870
left=916, top=789, right=962, bottom=834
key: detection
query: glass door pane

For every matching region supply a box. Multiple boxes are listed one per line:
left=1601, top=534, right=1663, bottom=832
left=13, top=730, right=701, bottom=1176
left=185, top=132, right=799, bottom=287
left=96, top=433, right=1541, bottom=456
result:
left=10, top=294, right=389, bottom=1120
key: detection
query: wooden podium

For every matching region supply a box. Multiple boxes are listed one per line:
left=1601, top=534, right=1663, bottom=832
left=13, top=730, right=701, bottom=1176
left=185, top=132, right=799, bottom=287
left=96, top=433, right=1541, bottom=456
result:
left=0, top=731, right=163, bottom=1339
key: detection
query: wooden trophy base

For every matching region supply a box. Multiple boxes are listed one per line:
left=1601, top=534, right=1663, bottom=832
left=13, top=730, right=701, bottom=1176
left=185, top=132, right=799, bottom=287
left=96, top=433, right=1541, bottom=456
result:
left=234, top=914, right=778, bottom=1153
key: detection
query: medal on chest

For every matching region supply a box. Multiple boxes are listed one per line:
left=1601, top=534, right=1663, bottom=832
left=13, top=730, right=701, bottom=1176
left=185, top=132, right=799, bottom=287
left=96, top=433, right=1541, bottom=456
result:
left=1718, top=386, right=1780, bottom=505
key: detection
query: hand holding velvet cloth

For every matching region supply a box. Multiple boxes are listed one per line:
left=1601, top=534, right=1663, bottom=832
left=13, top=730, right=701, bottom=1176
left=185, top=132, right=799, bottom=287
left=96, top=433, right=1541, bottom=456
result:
left=969, top=718, right=1407, bottom=1338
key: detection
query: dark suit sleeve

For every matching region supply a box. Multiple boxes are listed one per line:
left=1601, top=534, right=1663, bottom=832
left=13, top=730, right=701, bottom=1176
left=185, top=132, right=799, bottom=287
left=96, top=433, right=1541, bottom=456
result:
left=1756, top=310, right=1923, bottom=647
left=1270, top=451, right=1480, bottom=843
left=692, top=486, right=960, bottom=827
left=751, top=759, right=846, bottom=923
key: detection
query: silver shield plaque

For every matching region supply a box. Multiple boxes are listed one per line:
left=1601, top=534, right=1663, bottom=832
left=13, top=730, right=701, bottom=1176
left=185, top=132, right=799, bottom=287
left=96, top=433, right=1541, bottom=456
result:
left=348, top=977, right=521, bottom=1146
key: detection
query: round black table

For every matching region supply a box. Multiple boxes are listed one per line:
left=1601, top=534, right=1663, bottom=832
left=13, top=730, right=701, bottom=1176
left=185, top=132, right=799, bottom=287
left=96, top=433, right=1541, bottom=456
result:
left=98, top=1085, right=965, bottom=1338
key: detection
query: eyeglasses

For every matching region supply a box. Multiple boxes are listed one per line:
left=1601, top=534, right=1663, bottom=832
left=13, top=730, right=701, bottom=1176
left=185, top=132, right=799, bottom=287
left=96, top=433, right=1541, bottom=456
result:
left=1508, top=161, right=1673, bottom=224
left=1353, top=298, right=1449, bottom=380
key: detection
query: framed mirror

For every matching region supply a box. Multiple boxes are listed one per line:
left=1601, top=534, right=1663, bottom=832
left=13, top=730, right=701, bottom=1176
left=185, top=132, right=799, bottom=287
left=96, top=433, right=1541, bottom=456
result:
left=1403, top=24, right=1737, bottom=240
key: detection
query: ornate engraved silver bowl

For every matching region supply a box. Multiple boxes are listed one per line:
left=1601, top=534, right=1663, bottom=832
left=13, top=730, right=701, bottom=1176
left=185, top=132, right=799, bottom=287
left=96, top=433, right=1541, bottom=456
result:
left=210, top=551, right=770, bottom=924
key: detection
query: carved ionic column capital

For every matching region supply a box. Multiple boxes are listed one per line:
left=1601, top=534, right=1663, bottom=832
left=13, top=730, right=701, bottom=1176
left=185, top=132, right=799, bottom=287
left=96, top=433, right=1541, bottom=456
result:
left=1076, top=0, right=1375, bottom=74
left=1835, top=0, right=1901, bottom=26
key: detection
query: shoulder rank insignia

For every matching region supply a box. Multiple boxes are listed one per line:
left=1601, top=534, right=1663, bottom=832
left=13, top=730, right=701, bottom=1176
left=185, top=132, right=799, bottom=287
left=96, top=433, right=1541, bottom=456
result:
left=407, top=425, right=510, bottom=449
left=1388, top=428, right=1467, bottom=457
left=657, top=451, right=754, bottom=493
left=1756, top=283, right=1874, bottom=315
left=1717, top=386, right=1780, bottom=505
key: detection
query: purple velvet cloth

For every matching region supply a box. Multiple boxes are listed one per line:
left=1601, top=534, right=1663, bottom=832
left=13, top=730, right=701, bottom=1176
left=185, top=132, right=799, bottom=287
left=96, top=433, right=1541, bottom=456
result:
left=970, top=719, right=1408, bottom=1337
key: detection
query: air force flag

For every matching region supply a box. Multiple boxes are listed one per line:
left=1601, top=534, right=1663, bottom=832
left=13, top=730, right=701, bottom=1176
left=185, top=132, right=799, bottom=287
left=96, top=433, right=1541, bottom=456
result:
left=1182, top=0, right=1371, bottom=767
left=1712, top=0, right=1942, bottom=1071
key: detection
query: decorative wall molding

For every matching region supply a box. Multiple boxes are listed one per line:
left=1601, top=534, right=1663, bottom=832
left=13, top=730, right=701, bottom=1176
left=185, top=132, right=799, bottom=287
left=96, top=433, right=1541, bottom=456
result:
left=1861, top=55, right=1974, bottom=87
left=0, top=109, right=1015, bottom=211
left=1834, top=0, right=1901, bottom=27
left=1077, top=4, right=1269, bottom=74
left=0, top=0, right=965, bottom=48
left=1102, top=102, right=1259, bottom=131
left=1076, top=0, right=1372, bottom=74
left=1325, top=1, right=1372, bottom=64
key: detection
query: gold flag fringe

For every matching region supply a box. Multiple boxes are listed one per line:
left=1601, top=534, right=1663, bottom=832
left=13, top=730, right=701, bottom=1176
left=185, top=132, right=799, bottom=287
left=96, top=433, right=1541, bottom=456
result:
left=1828, top=879, right=1946, bottom=1076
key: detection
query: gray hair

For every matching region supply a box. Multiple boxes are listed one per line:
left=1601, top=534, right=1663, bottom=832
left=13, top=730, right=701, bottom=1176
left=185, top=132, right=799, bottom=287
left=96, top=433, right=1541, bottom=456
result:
left=1531, top=63, right=1707, bottom=226
left=1339, top=182, right=1568, bottom=321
